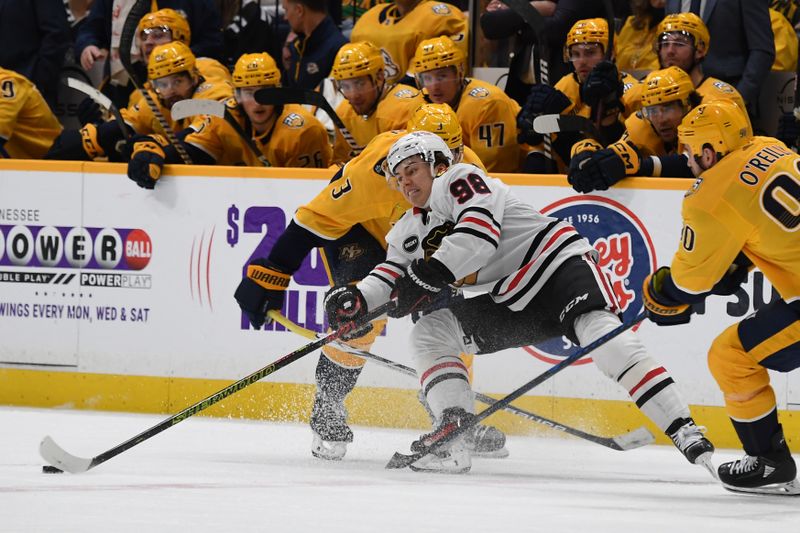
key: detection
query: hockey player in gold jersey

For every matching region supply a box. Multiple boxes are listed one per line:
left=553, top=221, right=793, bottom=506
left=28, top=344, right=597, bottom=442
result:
left=643, top=99, right=800, bottom=495
left=0, top=67, right=62, bottom=159
left=411, top=36, right=523, bottom=173
left=126, top=52, right=332, bottom=187
left=567, top=66, right=746, bottom=193
left=233, top=102, right=506, bottom=461
left=330, top=41, right=422, bottom=164
left=46, top=41, right=232, bottom=163
left=351, top=0, right=467, bottom=85
left=516, top=18, right=641, bottom=173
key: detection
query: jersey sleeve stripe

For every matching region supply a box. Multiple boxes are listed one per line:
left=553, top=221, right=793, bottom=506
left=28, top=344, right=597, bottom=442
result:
left=458, top=216, right=501, bottom=238
left=457, top=206, right=501, bottom=231
left=367, top=271, right=396, bottom=289
left=451, top=227, right=499, bottom=248
left=375, top=265, right=402, bottom=279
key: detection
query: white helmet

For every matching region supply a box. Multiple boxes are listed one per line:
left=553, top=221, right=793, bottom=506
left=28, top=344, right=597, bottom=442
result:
left=385, top=131, right=453, bottom=179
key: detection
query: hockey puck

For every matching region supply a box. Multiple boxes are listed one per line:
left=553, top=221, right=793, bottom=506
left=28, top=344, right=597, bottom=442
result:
left=42, top=465, right=63, bottom=474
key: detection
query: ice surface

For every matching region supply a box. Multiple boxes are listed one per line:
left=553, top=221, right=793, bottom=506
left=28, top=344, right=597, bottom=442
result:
left=1, top=407, right=798, bottom=532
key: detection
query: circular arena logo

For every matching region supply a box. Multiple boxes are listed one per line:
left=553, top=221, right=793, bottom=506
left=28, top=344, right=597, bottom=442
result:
left=525, top=195, right=657, bottom=365
left=125, top=229, right=152, bottom=270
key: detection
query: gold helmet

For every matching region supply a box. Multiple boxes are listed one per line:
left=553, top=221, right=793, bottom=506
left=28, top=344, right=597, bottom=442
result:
left=641, top=66, right=695, bottom=108
left=655, top=13, right=710, bottom=55
left=678, top=99, right=752, bottom=159
left=232, top=53, right=281, bottom=88
left=412, top=36, right=465, bottom=75
left=148, top=41, right=196, bottom=80
left=137, top=8, right=191, bottom=45
left=406, top=103, right=463, bottom=149
left=563, top=18, right=609, bottom=61
left=331, top=42, right=384, bottom=82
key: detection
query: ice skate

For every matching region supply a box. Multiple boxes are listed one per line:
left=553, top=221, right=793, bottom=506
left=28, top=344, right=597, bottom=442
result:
left=409, top=407, right=472, bottom=474
left=718, top=429, right=800, bottom=496
left=309, top=394, right=353, bottom=461
left=668, top=418, right=715, bottom=474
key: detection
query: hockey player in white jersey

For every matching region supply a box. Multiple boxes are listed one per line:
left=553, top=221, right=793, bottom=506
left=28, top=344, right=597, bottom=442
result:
left=324, top=131, right=715, bottom=473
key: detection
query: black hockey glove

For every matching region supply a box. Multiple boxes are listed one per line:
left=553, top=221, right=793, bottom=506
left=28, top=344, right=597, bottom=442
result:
left=234, top=259, right=291, bottom=329
left=127, top=134, right=169, bottom=189
left=390, top=258, right=454, bottom=318
left=580, top=61, right=624, bottom=122
left=517, top=83, right=572, bottom=145
left=567, top=148, right=625, bottom=193
left=323, top=285, right=373, bottom=341
left=77, top=97, right=104, bottom=126
left=642, top=267, right=693, bottom=326
left=710, top=253, right=752, bottom=296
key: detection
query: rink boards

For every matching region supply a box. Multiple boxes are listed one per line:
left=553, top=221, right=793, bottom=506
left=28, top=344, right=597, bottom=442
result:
left=1, top=159, right=798, bottom=449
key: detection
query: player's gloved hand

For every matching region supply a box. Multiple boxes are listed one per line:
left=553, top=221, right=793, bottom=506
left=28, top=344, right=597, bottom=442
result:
left=581, top=60, right=624, bottom=121
left=517, top=83, right=572, bottom=145
left=127, top=135, right=168, bottom=189
left=323, top=285, right=373, bottom=341
left=568, top=146, right=625, bottom=193
left=710, top=253, right=752, bottom=296
left=77, top=97, right=104, bottom=126
left=233, top=259, right=291, bottom=329
left=642, top=267, right=693, bottom=326
left=776, top=111, right=800, bottom=150
left=390, top=258, right=454, bottom=318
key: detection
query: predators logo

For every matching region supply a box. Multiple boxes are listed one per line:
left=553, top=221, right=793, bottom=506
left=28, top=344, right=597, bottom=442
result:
left=422, top=222, right=454, bottom=259
left=394, top=89, right=416, bottom=99
left=282, top=113, right=305, bottom=128
left=338, top=243, right=365, bottom=262
left=468, top=87, right=490, bottom=99
left=431, top=3, right=452, bottom=15
left=713, top=81, right=734, bottom=94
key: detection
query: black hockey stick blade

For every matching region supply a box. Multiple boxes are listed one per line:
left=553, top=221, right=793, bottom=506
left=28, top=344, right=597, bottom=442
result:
left=386, top=311, right=646, bottom=469
left=269, top=311, right=654, bottom=451
left=39, top=300, right=396, bottom=474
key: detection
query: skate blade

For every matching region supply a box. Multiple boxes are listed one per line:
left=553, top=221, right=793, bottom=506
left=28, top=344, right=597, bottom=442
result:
left=722, top=478, right=800, bottom=496
left=471, top=447, right=510, bottom=459
left=409, top=464, right=471, bottom=474
left=695, top=453, right=718, bottom=481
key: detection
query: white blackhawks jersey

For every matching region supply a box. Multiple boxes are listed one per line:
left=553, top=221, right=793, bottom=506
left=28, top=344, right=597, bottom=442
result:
left=357, top=164, right=595, bottom=311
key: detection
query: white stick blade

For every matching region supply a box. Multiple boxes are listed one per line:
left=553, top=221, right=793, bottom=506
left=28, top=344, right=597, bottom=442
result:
left=171, top=99, right=226, bottom=120
left=612, top=427, right=655, bottom=450
left=66, top=77, right=113, bottom=110
left=40, top=436, right=93, bottom=474
left=532, top=114, right=563, bottom=134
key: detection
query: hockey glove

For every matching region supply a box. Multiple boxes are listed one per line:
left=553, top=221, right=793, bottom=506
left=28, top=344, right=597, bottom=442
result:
left=234, top=259, right=291, bottom=329
left=569, top=138, right=604, bottom=159
left=517, top=84, right=572, bottom=145
left=390, top=258, right=454, bottom=318
left=567, top=147, right=626, bottom=193
left=710, top=253, right=752, bottom=296
left=127, top=135, right=168, bottom=189
left=77, top=97, right=104, bottom=126
left=581, top=61, right=624, bottom=122
left=323, top=285, right=373, bottom=341
left=642, top=267, right=693, bottom=326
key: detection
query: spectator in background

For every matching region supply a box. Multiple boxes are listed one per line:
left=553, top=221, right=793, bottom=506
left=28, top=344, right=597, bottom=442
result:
left=665, top=0, right=775, bottom=109
left=615, top=0, right=665, bottom=71
left=281, top=0, right=348, bottom=90
left=221, top=0, right=280, bottom=70
left=0, top=0, right=71, bottom=111
left=769, top=6, right=799, bottom=71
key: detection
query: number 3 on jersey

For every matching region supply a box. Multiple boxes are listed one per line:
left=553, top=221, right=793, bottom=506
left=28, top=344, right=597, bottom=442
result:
left=450, top=173, right=490, bottom=204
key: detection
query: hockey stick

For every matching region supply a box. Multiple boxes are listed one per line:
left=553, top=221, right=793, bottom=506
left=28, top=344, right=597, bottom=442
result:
left=119, top=0, right=193, bottom=165
left=39, top=300, right=397, bottom=474
left=500, top=0, right=555, bottom=168
left=268, top=311, right=654, bottom=451
left=254, top=87, right=361, bottom=153
left=171, top=99, right=271, bottom=167
left=533, top=114, right=603, bottom=141
left=386, top=311, right=647, bottom=469
left=66, top=77, right=129, bottom=141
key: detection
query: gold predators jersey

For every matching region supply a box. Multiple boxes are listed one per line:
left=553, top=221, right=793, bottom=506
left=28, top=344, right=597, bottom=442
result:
left=0, top=68, right=62, bottom=159
left=556, top=71, right=641, bottom=119
left=295, top=129, right=485, bottom=248
left=452, top=78, right=521, bottom=173
left=695, top=77, right=746, bottom=113
left=122, top=76, right=233, bottom=136
left=672, top=137, right=800, bottom=302
left=128, top=58, right=233, bottom=107
left=184, top=100, right=332, bottom=168
left=351, top=1, right=467, bottom=84
left=333, top=83, right=422, bottom=164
